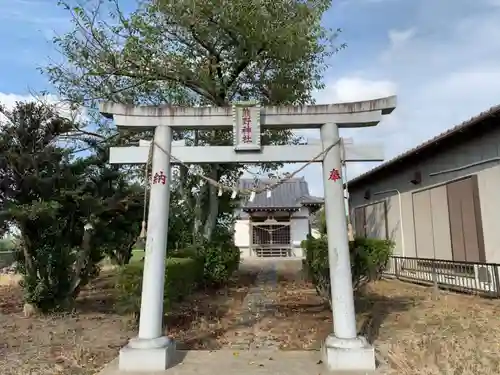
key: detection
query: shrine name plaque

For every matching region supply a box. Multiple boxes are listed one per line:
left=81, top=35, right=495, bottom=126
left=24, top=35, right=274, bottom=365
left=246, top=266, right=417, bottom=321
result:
left=232, top=101, right=261, bottom=151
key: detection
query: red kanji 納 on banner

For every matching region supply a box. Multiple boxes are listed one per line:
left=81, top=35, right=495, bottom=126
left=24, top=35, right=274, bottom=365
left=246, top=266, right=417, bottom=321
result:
left=153, top=171, right=167, bottom=185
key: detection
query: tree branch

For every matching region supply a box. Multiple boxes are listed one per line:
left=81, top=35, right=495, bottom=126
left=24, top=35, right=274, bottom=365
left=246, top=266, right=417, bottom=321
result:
left=226, top=46, right=266, bottom=92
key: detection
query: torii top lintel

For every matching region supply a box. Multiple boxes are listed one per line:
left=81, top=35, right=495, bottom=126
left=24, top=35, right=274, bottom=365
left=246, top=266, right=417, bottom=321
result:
left=99, top=95, right=397, bottom=130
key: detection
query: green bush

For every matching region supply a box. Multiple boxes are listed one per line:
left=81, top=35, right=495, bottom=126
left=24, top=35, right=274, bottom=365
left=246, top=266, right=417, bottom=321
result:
left=350, top=237, right=394, bottom=284
left=115, top=257, right=201, bottom=316
left=167, top=245, right=205, bottom=284
left=304, top=236, right=394, bottom=304
left=170, top=241, right=240, bottom=287
left=198, top=242, right=240, bottom=287
left=168, top=246, right=201, bottom=260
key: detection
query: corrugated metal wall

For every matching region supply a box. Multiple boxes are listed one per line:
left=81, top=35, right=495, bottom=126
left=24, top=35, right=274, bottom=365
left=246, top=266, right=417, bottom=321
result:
left=446, top=177, right=485, bottom=262
left=354, top=201, right=387, bottom=240
left=353, top=176, right=485, bottom=262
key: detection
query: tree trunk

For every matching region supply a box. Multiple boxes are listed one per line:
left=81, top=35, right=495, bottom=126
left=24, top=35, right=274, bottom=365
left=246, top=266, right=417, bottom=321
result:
left=203, top=166, right=219, bottom=241
left=192, top=182, right=207, bottom=243
left=20, top=232, right=35, bottom=276
left=69, top=226, right=93, bottom=298
left=178, top=165, right=194, bottom=211
left=114, top=243, right=134, bottom=265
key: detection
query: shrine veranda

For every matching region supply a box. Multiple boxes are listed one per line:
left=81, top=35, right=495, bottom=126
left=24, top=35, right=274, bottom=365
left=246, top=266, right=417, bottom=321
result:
left=100, top=96, right=397, bottom=373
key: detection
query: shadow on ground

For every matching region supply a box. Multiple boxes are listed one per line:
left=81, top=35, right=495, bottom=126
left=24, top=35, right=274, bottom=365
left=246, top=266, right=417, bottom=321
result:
left=174, top=261, right=328, bottom=350
left=4, top=260, right=423, bottom=353
left=273, top=262, right=422, bottom=347
left=19, top=258, right=422, bottom=353
left=75, top=266, right=258, bottom=312
left=168, top=269, right=259, bottom=349
left=355, top=286, right=424, bottom=344
left=0, top=260, right=439, bottom=375
left=74, top=271, right=120, bottom=314
left=169, top=262, right=422, bottom=351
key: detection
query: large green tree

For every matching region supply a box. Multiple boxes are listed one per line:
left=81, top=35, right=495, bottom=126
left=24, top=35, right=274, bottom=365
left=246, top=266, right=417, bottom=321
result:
left=45, top=0, right=341, bottom=241
left=0, top=101, right=97, bottom=311
left=0, top=101, right=145, bottom=311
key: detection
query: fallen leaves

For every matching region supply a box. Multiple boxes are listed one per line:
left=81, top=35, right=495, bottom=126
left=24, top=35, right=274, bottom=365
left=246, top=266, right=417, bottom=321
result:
left=2, top=265, right=500, bottom=375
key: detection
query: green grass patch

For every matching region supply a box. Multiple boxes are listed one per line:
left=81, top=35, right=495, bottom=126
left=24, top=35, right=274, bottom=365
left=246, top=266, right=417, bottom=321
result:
left=129, top=249, right=144, bottom=263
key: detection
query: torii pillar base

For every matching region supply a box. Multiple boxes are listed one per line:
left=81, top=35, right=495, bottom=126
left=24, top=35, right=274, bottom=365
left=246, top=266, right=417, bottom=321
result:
left=118, top=337, right=177, bottom=372
left=322, top=335, right=376, bottom=373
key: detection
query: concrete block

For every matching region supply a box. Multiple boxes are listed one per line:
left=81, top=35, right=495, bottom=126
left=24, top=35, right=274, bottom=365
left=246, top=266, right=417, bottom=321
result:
left=118, top=340, right=177, bottom=372
left=322, top=335, right=376, bottom=373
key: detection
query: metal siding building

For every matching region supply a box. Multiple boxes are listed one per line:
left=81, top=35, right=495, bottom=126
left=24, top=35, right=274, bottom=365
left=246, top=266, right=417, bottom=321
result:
left=348, top=105, right=500, bottom=264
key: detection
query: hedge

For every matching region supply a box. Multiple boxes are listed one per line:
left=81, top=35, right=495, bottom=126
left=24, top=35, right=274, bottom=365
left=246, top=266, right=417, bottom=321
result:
left=200, top=242, right=240, bottom=286
left=169, top=242, right=240, bottom=287
left=115, top=257, right=202, bottom=316
left=303, top=236, right=394, bottom=304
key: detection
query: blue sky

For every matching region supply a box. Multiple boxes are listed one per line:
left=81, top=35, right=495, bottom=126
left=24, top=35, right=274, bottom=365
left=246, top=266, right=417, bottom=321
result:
left=2, top=0, right=500, bottom=196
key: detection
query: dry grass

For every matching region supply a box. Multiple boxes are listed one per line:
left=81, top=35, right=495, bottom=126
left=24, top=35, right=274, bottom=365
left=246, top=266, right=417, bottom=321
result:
left=244, top=271, right=333, bottom=350
left=362, top=280, right=500, bottom=375
left=0, top=274, right=21, bottom=286
left=1, top=267, right=500, bottom=375
left=0, top=272, right=135, bottom=375
left=165, top=270, right=257, bottom=349
left=255, top=271, right=500, bottom=375
left=0, top=271, right=256, bottom=375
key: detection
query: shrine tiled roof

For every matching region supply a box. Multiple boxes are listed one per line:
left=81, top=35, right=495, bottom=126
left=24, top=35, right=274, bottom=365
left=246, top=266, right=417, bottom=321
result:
left=238, top=177, right=323, bottom=211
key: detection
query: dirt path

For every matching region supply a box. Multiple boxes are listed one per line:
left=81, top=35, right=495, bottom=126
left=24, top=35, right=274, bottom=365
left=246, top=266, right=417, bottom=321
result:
left=215, top=259, right=331, bottom=351
left=3, top=260, right=500, bottom=375
left=222, top=263, right=281, bottom=350
left=0, top=260, right=332, bottom=374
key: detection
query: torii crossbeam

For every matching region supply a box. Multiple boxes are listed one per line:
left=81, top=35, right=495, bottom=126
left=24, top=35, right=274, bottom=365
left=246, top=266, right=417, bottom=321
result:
left=101, top=96, right=397, bottom=373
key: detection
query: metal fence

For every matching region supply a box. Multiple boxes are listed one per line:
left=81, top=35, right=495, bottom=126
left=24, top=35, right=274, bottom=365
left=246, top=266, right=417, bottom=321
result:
left=383, top=256, right=500, bottom=298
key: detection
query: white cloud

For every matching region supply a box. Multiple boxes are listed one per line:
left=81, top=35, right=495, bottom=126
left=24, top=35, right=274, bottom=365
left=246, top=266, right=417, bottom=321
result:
left=0, top=93, right=34, bottom=110
left=261, top=77, right=397, bottom=197
left=0, top=92, right=94, bottom=155
left=285, top=0, right=500, bottom=197
left=379, top=27, right=416, bottom=63
left=388, top=28, right=416, bottom=48
left=0, top=92, right=87, bottom=123
left=0, top=93, right=34, bottom=124
left=374, top=5, right=500, bottom=149
left=314, top=77, right=397, bottom=104
left=3, top=1, right=498, bottom=202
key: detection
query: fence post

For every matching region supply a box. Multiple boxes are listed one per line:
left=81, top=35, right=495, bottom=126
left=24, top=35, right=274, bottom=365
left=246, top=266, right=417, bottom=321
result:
left=394, top=257, right=400, bottom=279
left=432, top=259, right=439, bottom=298
left=493, top=265, right=500, bottom=298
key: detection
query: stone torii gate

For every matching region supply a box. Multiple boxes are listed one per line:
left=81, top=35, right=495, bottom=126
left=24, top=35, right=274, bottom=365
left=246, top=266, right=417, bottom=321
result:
left=100, top=96, right=397, bottom=373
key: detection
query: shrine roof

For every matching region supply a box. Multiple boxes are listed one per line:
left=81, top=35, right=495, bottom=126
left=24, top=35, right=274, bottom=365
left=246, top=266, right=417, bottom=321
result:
left=238, top=177, right=323, bottom=211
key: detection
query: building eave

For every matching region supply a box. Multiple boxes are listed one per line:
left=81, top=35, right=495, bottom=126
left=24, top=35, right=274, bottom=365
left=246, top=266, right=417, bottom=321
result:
left=242, top=207, right=301, bottom=212
left=346, top=104, right=500, bottom=189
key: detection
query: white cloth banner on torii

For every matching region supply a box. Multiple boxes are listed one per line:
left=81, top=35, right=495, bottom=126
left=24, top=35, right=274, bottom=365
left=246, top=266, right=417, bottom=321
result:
left=99, top=96, right=397, bottom=374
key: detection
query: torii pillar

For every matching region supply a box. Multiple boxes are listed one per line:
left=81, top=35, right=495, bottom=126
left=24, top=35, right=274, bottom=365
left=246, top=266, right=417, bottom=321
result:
left=100, top=97, right=397, bottom=373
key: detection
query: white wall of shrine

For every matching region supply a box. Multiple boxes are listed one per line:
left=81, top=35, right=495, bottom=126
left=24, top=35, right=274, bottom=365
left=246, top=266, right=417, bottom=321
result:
left=234, top=219, right=250, bottom=254
left=234, top=207, right=311, bottom=258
